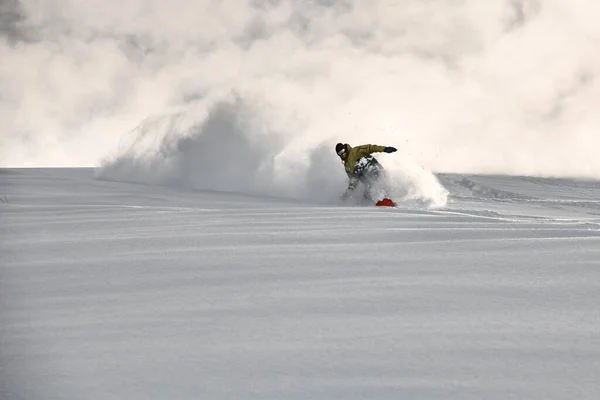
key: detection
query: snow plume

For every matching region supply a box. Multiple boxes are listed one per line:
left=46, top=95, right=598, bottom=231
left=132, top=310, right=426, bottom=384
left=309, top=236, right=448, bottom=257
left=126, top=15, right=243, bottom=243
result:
left=382, top=159, right=449, bottom=209
left=98, top=94, right=447, bottom=206
left=2, top=0, right=600, bottom=180
left=97, top=95, right=350, bottom=204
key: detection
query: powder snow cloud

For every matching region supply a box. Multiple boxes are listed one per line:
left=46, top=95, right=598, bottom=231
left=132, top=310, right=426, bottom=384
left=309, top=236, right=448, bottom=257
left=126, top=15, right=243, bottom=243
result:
left=1, top=0, right=600, bottom=179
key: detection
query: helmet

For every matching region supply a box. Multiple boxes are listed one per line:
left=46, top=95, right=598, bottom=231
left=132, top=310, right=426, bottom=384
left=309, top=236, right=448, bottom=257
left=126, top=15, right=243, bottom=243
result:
left=335, top=143, right=348, bottom=158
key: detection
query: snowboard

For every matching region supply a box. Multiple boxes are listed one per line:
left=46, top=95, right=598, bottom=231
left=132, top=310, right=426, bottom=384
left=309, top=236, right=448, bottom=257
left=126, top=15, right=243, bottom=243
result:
left=376, top=198, right=396, bottom=207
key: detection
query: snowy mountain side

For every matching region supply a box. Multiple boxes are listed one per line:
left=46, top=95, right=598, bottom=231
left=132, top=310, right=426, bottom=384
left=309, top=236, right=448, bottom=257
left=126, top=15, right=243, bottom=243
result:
left=2, top=168, right=600, bottom=400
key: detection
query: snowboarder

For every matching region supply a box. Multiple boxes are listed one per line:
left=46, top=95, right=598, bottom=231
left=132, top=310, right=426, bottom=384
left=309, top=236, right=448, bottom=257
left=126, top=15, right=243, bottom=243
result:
left=335, top=142, right=397, bottom=204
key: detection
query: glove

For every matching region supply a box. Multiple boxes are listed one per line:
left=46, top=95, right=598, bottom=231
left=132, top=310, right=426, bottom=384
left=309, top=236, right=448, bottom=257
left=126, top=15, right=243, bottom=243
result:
left=384, top=146, right=397, bottom=153
left=342, top=180, right=357, bottom=200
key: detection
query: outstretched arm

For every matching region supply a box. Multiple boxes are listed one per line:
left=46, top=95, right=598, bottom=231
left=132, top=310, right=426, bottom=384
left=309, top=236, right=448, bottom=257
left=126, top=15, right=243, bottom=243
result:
left=354, top=144, right=396, bottom=158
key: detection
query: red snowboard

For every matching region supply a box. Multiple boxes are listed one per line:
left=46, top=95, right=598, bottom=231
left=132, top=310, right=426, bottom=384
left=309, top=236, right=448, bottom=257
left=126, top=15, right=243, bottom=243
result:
left=375, top=198, right=396, bottom=207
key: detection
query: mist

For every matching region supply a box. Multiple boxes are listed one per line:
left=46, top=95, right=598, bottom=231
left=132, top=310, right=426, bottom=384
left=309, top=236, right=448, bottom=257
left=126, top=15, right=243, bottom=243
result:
left=2, top=1, right=600, bottom=194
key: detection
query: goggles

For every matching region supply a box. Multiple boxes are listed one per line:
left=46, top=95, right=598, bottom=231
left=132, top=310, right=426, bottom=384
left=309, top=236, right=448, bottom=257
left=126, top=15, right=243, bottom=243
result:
left=337, top=148, right=347, bottom=158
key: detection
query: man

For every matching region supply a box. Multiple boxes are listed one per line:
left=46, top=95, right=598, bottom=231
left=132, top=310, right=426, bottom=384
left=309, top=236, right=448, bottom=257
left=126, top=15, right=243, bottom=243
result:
left=335, top=142, right=397, bottom=202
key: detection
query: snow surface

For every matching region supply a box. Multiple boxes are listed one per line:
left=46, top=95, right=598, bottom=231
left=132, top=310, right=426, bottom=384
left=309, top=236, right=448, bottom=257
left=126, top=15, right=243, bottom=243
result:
left=2, top=168, right=600, bottom=400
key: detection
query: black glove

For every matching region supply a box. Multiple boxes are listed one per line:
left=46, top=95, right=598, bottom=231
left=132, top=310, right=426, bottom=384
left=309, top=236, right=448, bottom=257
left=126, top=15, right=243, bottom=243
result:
left=384, top=146, right=397, bottom=153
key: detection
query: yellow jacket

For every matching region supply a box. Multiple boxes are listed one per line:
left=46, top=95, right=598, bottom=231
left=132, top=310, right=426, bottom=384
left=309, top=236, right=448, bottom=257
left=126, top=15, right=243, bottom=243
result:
left=342, top=144, right=387, bottom=178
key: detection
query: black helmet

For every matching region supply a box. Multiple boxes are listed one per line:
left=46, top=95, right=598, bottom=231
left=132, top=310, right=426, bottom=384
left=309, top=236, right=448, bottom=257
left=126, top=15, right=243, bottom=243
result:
left=335, top=143, right=348, bottom=158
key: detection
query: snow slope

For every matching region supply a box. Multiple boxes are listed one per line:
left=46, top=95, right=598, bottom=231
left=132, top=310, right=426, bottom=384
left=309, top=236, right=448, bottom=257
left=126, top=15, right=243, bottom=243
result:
left=2, top=168, right=600, bottom=400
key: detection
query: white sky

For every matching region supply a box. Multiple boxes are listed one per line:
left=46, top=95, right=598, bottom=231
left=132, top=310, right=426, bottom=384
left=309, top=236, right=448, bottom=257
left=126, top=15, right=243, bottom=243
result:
left=1, top=0, right=600, bottom=177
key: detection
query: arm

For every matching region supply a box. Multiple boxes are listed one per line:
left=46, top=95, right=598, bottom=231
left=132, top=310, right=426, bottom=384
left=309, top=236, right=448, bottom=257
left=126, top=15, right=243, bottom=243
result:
left=354, top=144, right=396, bottom=158
left=341, top=177, right=359, bottom=200
left=354, top=144, right=386, bottom=159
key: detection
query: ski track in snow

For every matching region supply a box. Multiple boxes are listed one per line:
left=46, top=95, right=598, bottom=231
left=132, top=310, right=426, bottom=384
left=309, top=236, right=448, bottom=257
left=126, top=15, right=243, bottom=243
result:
left=2, top=168, right=600, bottom=400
